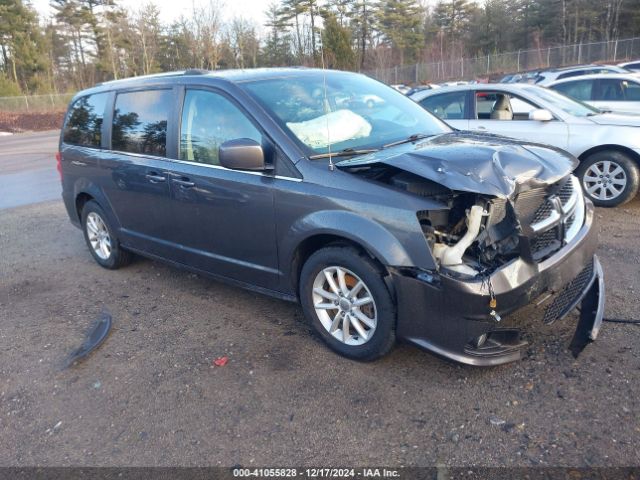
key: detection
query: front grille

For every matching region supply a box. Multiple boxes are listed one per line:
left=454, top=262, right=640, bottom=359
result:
left=543, top=260, right=594, bottom=324
left=558, top=178, right=574, bottom=205
left=516, top=176, right=582, bottom=262
left=531, top=200, right=553, bottom=224
left=531, top=228, right=560, bottom=257
left=514, top=188, right=547, bottom=225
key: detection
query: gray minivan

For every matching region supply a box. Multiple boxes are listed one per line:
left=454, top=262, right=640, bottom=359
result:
left=59, top=68, right=604, bottom=365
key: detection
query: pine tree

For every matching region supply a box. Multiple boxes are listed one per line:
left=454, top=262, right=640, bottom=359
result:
left=374, top=0, right=425, bottom=65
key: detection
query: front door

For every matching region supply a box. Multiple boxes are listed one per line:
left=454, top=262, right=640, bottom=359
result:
left=163, top=88, right=279, bottom=288
left=417, top=90, right=469, bottom=130
left=469, top=91, right=569, bottom=150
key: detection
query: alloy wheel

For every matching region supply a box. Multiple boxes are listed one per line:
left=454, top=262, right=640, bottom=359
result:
left=86, top=212, right=112, bottom=260
left=583, top=160, right=627, bottom=201
left=312, top=266, right=377, bottom=346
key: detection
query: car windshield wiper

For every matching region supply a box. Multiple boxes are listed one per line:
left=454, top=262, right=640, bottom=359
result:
left=308, top=148, right=379, bottom=160
left=382, top=133, right=433, bottom=149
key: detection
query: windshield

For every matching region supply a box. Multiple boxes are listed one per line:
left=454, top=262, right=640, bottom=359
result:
left=241, top=71, right=451, bottom=155
left=523, top=86, right=600, bottom=117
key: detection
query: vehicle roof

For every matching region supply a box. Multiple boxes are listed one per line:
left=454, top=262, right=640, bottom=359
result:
left=412, top=83, right=540, bottom=95
left=76, top=67, right=357, bottom=96
left=547, top=73, right=640, bottom=85
left=539, top=64, right=617, bottom=73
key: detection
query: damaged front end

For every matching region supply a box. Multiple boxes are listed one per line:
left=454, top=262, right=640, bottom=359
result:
left=338, top=133, right=604, bottom=365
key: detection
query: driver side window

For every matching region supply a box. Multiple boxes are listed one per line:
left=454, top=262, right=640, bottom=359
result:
left=180, top=89, right=262, bottom=165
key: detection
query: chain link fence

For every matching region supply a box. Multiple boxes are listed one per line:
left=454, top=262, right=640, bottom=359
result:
left=0, top=93, right=74, bottom=113
left=2, top=36, right=640, bottom=111
left=365, top=37, right=640, bottom=85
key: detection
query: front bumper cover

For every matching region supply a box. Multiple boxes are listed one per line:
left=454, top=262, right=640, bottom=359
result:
left=393, top=201, right=604, bottom=366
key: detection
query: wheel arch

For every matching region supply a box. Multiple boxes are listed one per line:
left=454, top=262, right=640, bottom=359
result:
left=284, top=210, right=436, bottom=297
left=75, top=192, right=94, bottom=222
left=72, top=179, right=120, bottom=231
left=290, top=233, right=389, bottom=296
left=577, top=144, right=640, bottom=166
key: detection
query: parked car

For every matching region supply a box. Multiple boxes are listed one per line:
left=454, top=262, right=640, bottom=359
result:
left=60, top=69, right=604, bottom=366
left=390, top=84, right=411, bottom=94
left=618, top=60, right=640, bottom=72
left=547, top=73, right=640, bottom=114
left=405, top=84, right=439, bottom=96
left=411, top=83, right=640, bottom=206
left=335, top=92, right=385, bottom=109
left=534, top=64, right=632, bottom=85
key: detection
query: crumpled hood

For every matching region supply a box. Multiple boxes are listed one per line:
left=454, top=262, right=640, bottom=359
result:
left=587, top=112, right=640, bottom=127
left=336, top=131, right=577, bottom=198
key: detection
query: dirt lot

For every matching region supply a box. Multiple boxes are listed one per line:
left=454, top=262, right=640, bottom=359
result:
left=0, top=111, right=65, bottom=133
left=0, top=198, right=639, bottom=468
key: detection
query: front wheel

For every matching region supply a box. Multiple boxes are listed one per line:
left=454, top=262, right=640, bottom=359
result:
left=576, top=151, right=639, bottom=207
left=299, top=246, right=396, bottom=361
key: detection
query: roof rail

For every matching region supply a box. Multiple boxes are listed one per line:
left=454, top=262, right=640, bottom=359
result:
left=184, top=69, right=210, bottom=75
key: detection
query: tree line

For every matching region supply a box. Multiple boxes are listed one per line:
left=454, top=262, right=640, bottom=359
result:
left=1, top=0, right=639, bottom=96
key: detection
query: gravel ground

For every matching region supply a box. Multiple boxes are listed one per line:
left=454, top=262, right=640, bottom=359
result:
left=0, top=198, right=638, bottom=468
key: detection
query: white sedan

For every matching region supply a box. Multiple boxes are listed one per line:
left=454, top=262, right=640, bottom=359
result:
left=411, top=84, right=640, bottom=206
left=547, top=74, right=640, bottom=114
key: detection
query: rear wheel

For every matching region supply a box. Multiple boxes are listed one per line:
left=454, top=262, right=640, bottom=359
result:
left=81, top=200, right=131, bottom=269
left=299, top=246, right=396, bottom=361
left=576, top=150, right=639, bottom=207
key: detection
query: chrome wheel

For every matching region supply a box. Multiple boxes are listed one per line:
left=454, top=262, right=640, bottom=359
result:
left=583, top=160, right=627, bottom=201
left=86, top=212, right=112, bottom=260
left=312, top=266, right=377, bottom=346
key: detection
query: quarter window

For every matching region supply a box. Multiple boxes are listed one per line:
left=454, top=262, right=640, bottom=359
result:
left=63, top=93, right=107, bottom=147
left=180, top=89, right=261, bottom=165
left=112, top=89, right=171, bottom=157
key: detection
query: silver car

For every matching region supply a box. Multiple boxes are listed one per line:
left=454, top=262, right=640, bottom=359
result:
left=534, top=64, right=632, bottom=86
left=547, top=73, right=640, bottom=114
left=411, top=83, right=640, bottom=206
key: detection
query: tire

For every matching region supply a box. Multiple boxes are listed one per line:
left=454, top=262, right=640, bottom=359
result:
left=81, top=200, right=132, bottom=269
left=575, top=150, right=639, bottom=207
left=299, top=246, right=396, bottom=361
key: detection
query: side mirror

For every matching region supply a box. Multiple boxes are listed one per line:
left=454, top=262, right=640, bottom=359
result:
left=219, top=138, right=269, bottom=171
left=529, top=109, right=554, bottom=121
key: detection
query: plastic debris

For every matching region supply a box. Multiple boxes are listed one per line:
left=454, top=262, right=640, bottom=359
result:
left=213, top=356, right=229, bottom=367
left=64, top=310, right=112, bottom=368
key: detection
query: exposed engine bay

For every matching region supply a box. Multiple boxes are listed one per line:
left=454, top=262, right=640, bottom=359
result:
left=344, top=163, right=584, bottom=278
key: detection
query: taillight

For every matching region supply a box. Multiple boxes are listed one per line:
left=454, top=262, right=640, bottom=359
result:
left=55, top=151, right=62, bottom=180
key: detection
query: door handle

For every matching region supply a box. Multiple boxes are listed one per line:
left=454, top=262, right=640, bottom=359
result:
left=475, top=126, right=486, bottom=130
left=145, top=173, right=167, bottom=183
left=71, top=160, right=87, bottom=166
left=172, top=178, right=195, bottom=188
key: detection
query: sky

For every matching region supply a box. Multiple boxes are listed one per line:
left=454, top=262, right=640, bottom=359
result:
left=29, top=0, right=270, bottom=31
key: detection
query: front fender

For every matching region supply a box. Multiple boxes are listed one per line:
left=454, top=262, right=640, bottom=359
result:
left=282, top=209, right=436, bottom=277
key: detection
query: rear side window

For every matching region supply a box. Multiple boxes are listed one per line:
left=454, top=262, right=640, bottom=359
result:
left=553, top=79, right=593, bottom=101
left=558, top=70, right=585, bottom=80
left=180, top=89, right=261, bottom=165
left=63, top=93, right=107, bottom=147
left=596, top=79, right=625, bottom=101
left=419, top=92, right=467, bottom=120
left=624, top=81, right=640, bottom=100
left=112, top=89, right=172, bottom=157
